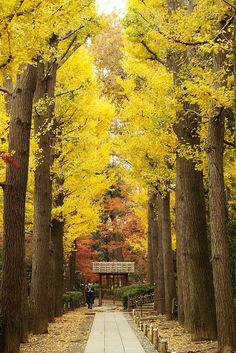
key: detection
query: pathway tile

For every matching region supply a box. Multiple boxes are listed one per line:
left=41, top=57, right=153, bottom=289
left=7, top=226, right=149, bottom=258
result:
left=85, top=312, right=145, bottom=353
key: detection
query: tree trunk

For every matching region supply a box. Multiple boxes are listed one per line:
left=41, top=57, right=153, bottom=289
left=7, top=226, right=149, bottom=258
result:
left=147, top=192, right=154, bottom=285
left=21, top=268, right=29, bottom=343
left=175, top=111, right=217, bottom=339
left=51, top=216, right=64, bottom=317
left=175, top=155, right=190, bottom=329
left=149, top=192, right=159, bottom=311
left=234, top=0, right=236, bottom=147
left=161, top=192, right=176, bottom=320
left=207, top=47, right=236, bottom=350
left=156, top=194, right=165, bottom=315
left=30, top=60, right=57, bottom=334
left=48, top=240, right=55, bottom=323
left=1, top=64, right=37, bottom=353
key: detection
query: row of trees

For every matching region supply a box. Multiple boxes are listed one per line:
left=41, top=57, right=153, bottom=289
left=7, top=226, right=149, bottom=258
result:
left=0, top=1, right=115, bottom=352
left=113, top=0, right=236, bottom=352
left=0, top=1, right=236, bottom=353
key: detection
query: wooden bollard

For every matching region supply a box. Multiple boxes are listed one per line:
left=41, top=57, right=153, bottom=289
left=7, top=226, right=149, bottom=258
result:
left=132, top=309, right=135, bottom=318
left=158, top=339, right=168, bottom=353
left=135, top=316, right=139, bottom=324
left=139, top=320, right=143, bottom=331
left=143, top=323, right=148, bottom=336
left=153, top=328, right=159, bottom=349
left=149, top=324, right=154, bottom=343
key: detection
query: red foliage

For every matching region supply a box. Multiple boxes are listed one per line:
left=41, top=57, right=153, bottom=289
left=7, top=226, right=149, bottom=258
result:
left=0, top=154, right=21, bottom=169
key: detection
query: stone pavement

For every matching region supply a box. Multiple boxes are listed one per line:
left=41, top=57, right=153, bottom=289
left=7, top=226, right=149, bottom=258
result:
left=84, top=311, right=146, bottom=353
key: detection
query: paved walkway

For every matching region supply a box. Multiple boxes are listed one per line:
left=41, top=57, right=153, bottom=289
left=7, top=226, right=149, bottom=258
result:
left=84, top=312, right=145, bottom=353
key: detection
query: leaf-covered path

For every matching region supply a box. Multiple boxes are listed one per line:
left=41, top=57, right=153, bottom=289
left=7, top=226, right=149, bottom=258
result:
left=20, top=307, right=94, bottom=353
left=19, top=301, right=219, bottom=353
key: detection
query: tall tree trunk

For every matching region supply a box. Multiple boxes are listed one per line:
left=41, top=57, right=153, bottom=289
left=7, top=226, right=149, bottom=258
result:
left=175, top=111, right=217, bottom=339
left=175, top=156, right=190, bottom=329
left=149, top=192, right=159, bottom=311
left=30, top=60, right=57, bottom=334
left=51, top=182, right=64, bottom=317
left=48, top=240, right=55, bottom=323
left=21, top=267, right=29, bottom=343
left=64, top=250, right=77, bottom=291
left=1, top=64, right=37, bottom=353
left=161, top=192, right=176, bottom=320
left=207, top=44, right=236, bottom=350
left=156, top=194, right=165, bottom=315
left=147, top=192, right=154, bottom=285
left=234, top=0, right=236, bottom=147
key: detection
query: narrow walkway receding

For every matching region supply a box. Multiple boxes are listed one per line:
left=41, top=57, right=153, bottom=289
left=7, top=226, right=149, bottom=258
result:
left=85, top=312, right=145, bottom=353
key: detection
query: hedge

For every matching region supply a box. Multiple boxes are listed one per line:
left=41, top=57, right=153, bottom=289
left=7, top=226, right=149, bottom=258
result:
left=116, top=283, right=154, bottom=309
left=63, top=291, right=83, bottom=312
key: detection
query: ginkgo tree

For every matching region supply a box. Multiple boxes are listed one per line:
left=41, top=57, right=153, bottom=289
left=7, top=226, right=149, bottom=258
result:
left=120, top=0, right=236, bottom=350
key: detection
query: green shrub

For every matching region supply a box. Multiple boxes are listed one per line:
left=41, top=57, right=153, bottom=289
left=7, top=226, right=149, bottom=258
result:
left=116, top=284, right=154, bottom=309
left=63, top=291, right=83, bottom=312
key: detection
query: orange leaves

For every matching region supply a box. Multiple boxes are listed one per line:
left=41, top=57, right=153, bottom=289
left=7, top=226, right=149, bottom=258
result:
left=0, top=153, right=20, bottom=168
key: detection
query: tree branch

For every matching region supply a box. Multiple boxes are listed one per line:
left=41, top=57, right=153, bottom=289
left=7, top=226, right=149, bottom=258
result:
left=224, top=139, right=235, bottom=147
left=55, top=83, right=87, bottom=97
left=59, top=35, right=78, bottom=63
left=0, top=86, right=12, bottom=95
left=0, top=182, right=6, bottom=189
left=222, top=0, right=236, bottom=10
left=140, top=40, right=166, bottom=66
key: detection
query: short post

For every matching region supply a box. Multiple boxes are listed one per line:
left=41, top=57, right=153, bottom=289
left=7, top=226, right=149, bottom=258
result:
left=132, top=309, right=135, bottom=319
left=139, top=320, right=143, bottom=331
left=135, top=316, right=139, bottom=324
left=158, top=339, right=168, bottom=353
left=143, top=323, right=148, bottom=336
left=153, top=328, right=159, bottom=349
left=149, top=324, right=154, bottom=343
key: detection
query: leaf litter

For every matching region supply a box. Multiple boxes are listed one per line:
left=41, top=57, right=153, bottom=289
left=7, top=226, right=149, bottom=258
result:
left=20, top=307, right=93, bottom=353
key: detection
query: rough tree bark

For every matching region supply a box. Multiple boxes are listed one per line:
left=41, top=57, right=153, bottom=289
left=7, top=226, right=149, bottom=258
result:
left=175, top=155, right=190, bottom=329
left=51, top=182, right=64, bottom=317
left=156, top=194, right=165, bottom=315
left=147, top=192, right=154, bottom=285
left=149, top=192, right=159, bottom=311
left=30, top=59, right=57, bottom=334
left=175, top=110, right=217, bottom=339
left=161, top=192, right=176, bottom=320
left=1, top=64, right=37, bottom=353
left=207, top=40, right=236, bottom=351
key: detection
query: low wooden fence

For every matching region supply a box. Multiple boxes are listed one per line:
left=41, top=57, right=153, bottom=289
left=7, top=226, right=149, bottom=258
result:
left=128, top=292, right=154, bottom=311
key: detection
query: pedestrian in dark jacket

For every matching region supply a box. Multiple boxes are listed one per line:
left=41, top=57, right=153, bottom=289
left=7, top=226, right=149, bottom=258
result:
left=85, top=283, right=95, bottom=309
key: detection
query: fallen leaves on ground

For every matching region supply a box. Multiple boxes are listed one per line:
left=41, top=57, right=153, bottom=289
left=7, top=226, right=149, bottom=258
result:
left=20, top=307, right=90, bottom=353
left=146, top=314, right=218, bottom=353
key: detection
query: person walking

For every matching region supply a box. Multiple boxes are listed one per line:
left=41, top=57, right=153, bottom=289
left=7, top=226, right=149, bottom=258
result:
left=85, top=282, right=95, bottom=309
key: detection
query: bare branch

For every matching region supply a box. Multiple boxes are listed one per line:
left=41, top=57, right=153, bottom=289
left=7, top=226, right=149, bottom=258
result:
left=55, top=83, right=86, bottom=97
left=61, top=24, right=86, bottom=40
left=0, top=55, right=12, bottom=69
left=222, top=0, right=236, bottom=10
left=59, top=35, right=77, bottom=62
left=141, top=40, right=166, bottom=66
left=0, top=182, right=6, bottom=189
